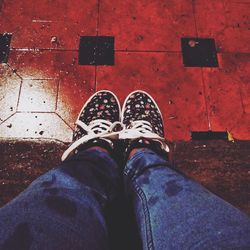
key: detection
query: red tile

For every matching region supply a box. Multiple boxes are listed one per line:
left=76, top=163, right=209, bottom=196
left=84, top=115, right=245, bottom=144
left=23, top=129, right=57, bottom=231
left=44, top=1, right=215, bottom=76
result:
left=0, top=65, right=21, bottom=122
left=241, top=81, right=250, bottom=114
left=8, top=50, right=96, bottom=127
left=229, top=114, right=250, bottom=140
left=0, top=2, right=29, bottom=32
left=228, top=0, right=250, bottom=2
left=96, top=52, right=208, bottom=141
left=0, top=112, right=72, bottom=141
left=18, top=79, right=58, bottom=112
left=0, top=0, right=97, bottom=49
left=236, top=54, right=250, bottom=115
left=223, top=2, right=250, bottom=53
left=51, top=53, right=95, bottom=127
left=0, top=0, right=97, bottom=23
left=8, top=50, right=60, bottom=79
left=10, top=22, right=83, bottom=50
left=202, top=53, right=250, bottom=138
left=99, top=0, right=196, bottom=51
left=56, top=70, right=95, bottom=127
left=0, top=14, right=28, bottom=34
left=195, top=1, right=250, bottom=53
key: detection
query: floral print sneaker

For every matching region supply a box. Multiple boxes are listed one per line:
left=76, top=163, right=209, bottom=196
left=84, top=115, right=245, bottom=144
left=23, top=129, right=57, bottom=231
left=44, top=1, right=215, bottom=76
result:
left=62, top=90, right=122, bottom=161
left=119, top=90, right=169, bottom=154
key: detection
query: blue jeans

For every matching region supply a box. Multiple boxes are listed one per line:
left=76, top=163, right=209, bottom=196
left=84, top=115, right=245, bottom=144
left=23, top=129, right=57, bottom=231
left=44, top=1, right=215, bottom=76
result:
left=0, top=148, right=249, bottom=250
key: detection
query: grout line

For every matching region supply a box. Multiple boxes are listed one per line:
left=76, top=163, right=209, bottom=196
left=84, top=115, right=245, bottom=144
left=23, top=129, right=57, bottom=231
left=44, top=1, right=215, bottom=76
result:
left=16, top=84, right=23, bottom=112
left=13, top=48, right=249, bottom=55
left=200, top=68, right=212, bottom=130
left=6, top=63, right=23, bottom=80
left=16, top=111, right=55, bottom=114
left=191, top=0, right=199, bottom=37
left=32, top=20, right=53, bottom=23
left=222, top=0, right=227, bottom=10
left=231, top=1, right=250, bottom=4
left=12, top=47, right=250, bottom=55
left=54, top=112, right=74, bottom=130
left=223, top=0, right=230, bottom=29
left=217, top=51, right=250, bottom=55
left=0, top=113, right=16, bottom=126
left=11, top=48, right=78, bottom=52
left=115, top=50, right=181, bottom=53
left=96, top=0, right=100, bottom=36
left=21, top=78, right=55, bottom=80
left=238, top=83, right=246, bottom=114
left=15, top=77, right=23, bottom=113
left=55, top=79, right=60, bottom=111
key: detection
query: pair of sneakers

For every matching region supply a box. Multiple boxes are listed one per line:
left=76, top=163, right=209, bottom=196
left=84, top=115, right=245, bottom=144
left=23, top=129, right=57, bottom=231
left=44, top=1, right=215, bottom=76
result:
left=61, top=90, right=170, bottom=161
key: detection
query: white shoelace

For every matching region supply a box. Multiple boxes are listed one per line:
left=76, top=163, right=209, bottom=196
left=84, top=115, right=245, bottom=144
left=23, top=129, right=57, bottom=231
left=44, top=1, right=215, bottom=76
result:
left=119, top=120, right=170, bottom=152
left=61, top=119, right=122, bottom=161
left=62, top=119, right=170, bottom=161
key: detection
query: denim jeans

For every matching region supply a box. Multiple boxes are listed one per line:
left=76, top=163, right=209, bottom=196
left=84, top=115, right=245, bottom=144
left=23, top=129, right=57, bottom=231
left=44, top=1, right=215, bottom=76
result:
left=0, top=148, right=249, bottom=250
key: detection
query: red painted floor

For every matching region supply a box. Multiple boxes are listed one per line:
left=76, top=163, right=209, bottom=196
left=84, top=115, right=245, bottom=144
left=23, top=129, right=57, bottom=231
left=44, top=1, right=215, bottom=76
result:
left=0, top=0, right=249, bottom=142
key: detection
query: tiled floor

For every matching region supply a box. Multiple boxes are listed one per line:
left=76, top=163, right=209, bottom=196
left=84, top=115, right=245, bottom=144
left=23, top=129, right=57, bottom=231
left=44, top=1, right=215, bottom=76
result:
left=0, top=0, right=249, bottom=142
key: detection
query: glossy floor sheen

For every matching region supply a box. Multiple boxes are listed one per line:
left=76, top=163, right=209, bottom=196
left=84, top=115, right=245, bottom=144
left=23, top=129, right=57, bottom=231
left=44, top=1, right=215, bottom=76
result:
left=0, top=0, right=249, bottom=142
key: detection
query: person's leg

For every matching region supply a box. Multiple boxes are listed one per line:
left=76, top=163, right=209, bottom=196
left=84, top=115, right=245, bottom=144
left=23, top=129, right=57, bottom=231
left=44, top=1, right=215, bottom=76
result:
left=0, top=147, right=119, bottom=250
left=124, top=147, right=250, bottom=250
left=0, top=90, right=122, bottom=250
left=120, top=90, right=250, bottom=250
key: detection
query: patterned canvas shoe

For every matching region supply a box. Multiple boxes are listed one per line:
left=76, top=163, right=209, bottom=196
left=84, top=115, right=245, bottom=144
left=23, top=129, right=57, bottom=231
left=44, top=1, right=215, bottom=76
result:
left=62, top=90, right=122, bottom=161
left=119, top=90, right=169, bottom=154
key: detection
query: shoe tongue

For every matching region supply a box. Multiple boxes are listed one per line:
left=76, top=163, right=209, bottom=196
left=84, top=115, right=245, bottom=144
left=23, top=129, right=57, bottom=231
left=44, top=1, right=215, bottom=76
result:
left=112, top=122, right=124, bottom=132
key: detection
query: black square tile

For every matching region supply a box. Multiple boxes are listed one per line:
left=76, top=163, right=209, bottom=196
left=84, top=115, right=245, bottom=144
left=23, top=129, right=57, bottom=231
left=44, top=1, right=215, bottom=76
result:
left=0, top=33, right=12, bottom=63
left=79, top=36, right=114, bottom=65
left=191, top=131, right=228, bottom=140
left=181, top=38, right=218, bottom=67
